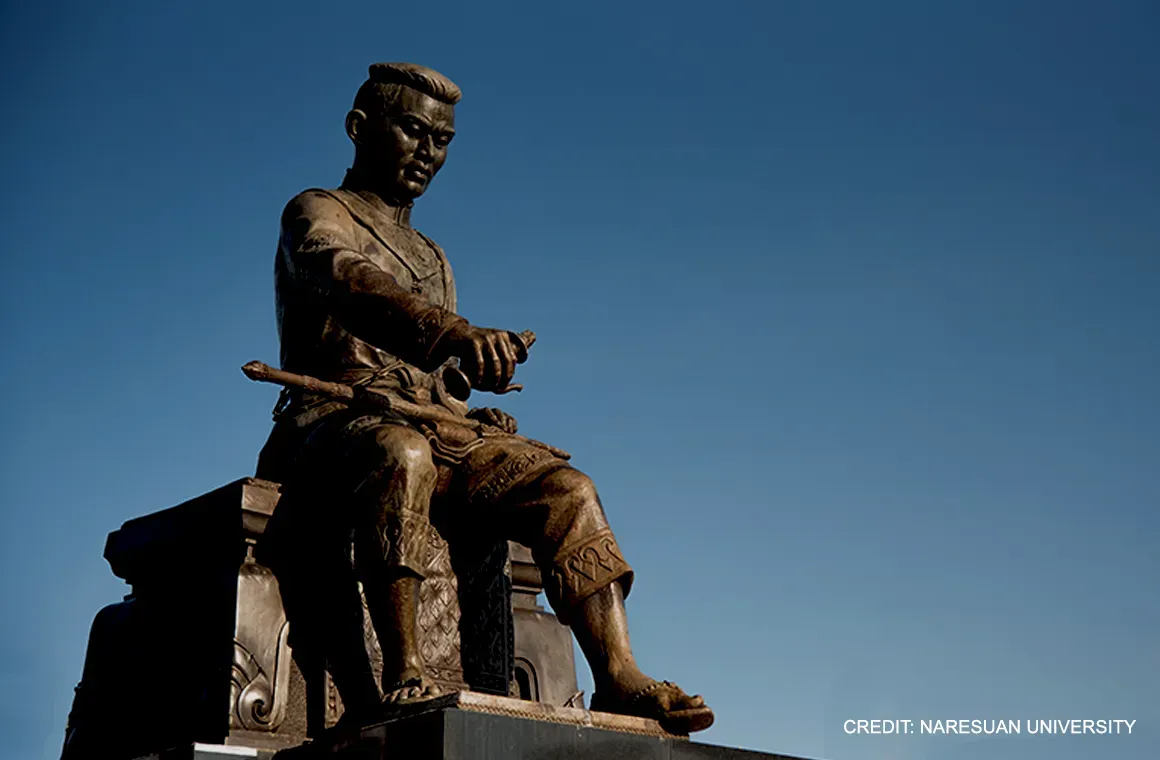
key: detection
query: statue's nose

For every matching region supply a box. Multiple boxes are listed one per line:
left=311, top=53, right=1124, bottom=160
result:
left=416, top=135, right=436, bottom=160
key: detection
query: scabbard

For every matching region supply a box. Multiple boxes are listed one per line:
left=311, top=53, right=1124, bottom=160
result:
left=242, top=361, right=569, bottom=460
left=358, top=387, right=570, bottom=460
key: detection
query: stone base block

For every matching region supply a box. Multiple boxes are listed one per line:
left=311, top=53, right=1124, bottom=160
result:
left=274, top=692, right=807, bottom=760
left=132, top=742, right=279, bottom=759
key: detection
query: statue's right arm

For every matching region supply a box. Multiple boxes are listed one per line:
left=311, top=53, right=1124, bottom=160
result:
left=280, top=191, right=469, bottom=372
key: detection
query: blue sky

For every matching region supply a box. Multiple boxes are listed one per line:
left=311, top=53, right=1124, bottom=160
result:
left=1, top=1, right=1157, bottom=759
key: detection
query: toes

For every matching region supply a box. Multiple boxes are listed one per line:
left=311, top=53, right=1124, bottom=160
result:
left=384, top=679, right=443, bottom=705
left=661, top=684, right=703, bottom=709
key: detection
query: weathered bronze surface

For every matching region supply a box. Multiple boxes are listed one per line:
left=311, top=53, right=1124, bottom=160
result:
left=253, top=62, right=713, bottom=735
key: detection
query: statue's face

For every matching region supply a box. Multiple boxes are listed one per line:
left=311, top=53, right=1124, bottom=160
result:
left=351, top=87, right=455, bottom=201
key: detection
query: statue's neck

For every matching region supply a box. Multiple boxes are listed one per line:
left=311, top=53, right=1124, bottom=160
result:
left=341, top=167, right=413, bottom=227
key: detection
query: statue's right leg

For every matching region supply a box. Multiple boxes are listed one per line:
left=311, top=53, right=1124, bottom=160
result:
left=265, top=416, right=443, bottom=727
left=344, top=423, right=443, bottom=705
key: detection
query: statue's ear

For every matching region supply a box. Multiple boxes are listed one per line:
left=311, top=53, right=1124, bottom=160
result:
left=345, top=109, right=367, bottom=144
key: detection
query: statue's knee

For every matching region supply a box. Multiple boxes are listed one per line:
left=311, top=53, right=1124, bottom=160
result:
left=542, top=467, right=599, bottom=509
left=538, top=467, right=608, bottom=540
left=355, top=427, right=436, bottom=575
left=372, top=426, right=435, bottom=481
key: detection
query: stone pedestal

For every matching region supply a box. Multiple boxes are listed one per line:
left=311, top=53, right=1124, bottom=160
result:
left=273, top=692, right=808, bottom=760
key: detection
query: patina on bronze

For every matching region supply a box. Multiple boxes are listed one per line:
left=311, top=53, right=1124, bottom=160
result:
left=253, top=62, right=713, bottom=735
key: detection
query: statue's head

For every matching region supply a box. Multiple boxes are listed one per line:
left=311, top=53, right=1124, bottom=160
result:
left=345, top=62, right=460, bottom=203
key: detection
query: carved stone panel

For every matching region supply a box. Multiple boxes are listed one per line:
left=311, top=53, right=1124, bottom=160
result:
left=230, top=554, right=293, bottom=732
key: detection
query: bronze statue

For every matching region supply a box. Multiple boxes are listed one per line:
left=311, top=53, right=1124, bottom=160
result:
left=253, top=62, right=713, bottom=735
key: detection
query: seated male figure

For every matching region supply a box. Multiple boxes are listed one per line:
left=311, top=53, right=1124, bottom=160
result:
left=256, top=62, right=713, bottom=734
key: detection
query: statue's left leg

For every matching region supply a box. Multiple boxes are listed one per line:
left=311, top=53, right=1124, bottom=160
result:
left=572, top=581, right=714, bottom=734
left=473, top=458, right=714, bottom=734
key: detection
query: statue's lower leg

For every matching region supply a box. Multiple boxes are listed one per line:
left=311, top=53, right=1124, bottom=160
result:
left=362, top=569, right=442, bottom=704
left=570, top=580, right=715, bottom=733
left=570, top=581, right=652, bottom=697
left=353, top=432, right=442, bottom=707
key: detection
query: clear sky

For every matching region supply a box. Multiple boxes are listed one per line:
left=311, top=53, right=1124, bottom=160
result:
left=1, top=1, right=1157, bottom=759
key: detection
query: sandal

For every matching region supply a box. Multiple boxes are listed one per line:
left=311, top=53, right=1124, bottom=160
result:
left=590, top=680, right=714, bottom=734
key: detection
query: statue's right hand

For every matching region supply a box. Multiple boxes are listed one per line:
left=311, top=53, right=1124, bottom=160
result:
left=446, top=324, right=523, bottom=393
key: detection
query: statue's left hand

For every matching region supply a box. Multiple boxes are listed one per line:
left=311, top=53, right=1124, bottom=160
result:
left=467, top=407, right=518, bottom=434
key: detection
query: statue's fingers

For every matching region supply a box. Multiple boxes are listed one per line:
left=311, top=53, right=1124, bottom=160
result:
left=486, top=335, right=508, bottom=391
left=470, top=339, right=486, bottom=386
left=479, top=336, right=497, bottom=390
left=501, top=338, right=519, bottom=382
left=497, top=335, right=518, bottom=386
left=488, top=335, right=507, bottom=389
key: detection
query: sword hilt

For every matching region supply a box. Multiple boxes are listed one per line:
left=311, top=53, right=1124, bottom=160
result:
left=241, top=361, right=355, bottom=400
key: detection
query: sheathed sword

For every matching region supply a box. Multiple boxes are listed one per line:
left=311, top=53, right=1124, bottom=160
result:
left=240, top=360, right=570, bottom=460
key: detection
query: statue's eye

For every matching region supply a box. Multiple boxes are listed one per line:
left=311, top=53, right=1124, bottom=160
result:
left=401, top=119, right=424, bottom=137
left=434, top=135, right=452, bottom=148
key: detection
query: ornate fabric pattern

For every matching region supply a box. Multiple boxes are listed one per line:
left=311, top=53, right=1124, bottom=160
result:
left=382, top=509, right=432, bottom=577
left=468, top=447, right=561, bottom=506
left=550, top=528, right=633, bottom=609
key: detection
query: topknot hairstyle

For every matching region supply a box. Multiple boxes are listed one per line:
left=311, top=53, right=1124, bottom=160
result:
left=352, top=63, right=461, bottom=121
left=368, top=62, right=461, bottom=104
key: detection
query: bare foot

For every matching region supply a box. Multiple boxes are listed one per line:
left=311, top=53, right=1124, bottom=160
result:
left=382, top=673, right=444, bottom=705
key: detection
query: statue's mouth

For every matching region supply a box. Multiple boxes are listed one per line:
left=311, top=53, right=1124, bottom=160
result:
left=404, top=165, right=430, bottom=184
